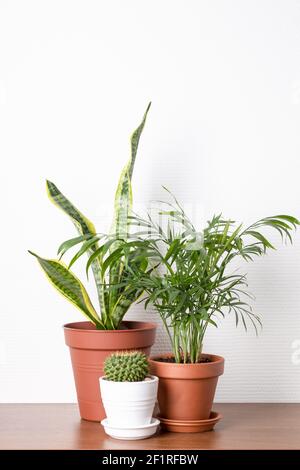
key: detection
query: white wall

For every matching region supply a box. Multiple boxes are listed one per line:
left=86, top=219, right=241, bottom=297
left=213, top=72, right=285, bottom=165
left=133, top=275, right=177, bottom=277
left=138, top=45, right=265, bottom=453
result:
left=1, top=0, right=300, bottom=402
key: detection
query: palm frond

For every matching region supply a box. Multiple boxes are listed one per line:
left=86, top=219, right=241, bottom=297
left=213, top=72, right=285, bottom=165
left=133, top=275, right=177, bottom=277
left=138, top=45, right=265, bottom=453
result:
left=124, top=194, right=299, bottom=362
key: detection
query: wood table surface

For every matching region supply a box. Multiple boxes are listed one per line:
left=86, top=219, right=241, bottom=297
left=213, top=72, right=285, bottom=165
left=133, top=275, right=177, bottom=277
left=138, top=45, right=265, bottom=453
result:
left=0, top=404, right=299, bottom=450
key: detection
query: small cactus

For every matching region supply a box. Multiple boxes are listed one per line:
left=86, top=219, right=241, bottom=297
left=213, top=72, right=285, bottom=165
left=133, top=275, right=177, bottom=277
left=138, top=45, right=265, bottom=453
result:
left=104, top=351, right=149, bottom=382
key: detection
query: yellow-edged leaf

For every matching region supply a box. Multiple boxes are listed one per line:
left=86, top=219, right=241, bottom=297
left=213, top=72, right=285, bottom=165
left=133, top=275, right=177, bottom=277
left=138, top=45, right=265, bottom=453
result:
left=46, top=180, right=106, bottom=318
left=28, top=251, right=103, bottom=328
left=111, top=102, right=151, bottom=237
left=46, top=180, right=97, bottom=236
left=108, top=103, right=151, bottom=312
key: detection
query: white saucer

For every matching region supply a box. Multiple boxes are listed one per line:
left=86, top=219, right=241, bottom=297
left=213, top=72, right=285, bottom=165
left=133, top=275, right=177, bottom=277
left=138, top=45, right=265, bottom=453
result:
left=101, top=418, right=160, bottom=440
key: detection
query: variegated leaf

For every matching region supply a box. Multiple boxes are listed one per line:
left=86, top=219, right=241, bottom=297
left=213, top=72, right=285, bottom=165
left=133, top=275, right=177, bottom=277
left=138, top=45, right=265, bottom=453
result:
left=108, top=103, right=151, bottom=317
left=29, top=251, right=103, bottom=328
left=46, top=180, right=97, bottom=236
left=46, top=180, right=106, bottom=321
left=111, top=102, right=151, bottom=238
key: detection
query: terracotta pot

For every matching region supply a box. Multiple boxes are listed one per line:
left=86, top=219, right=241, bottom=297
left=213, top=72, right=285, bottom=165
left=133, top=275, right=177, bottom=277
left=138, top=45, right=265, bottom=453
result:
left=149, top=353, right=224, bottom=422
left=64, top=320, right=157, bottom=422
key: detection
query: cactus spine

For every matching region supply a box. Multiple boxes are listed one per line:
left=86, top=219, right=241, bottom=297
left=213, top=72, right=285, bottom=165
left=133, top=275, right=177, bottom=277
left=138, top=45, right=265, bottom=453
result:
left=104, top=351, right=149, bottom=382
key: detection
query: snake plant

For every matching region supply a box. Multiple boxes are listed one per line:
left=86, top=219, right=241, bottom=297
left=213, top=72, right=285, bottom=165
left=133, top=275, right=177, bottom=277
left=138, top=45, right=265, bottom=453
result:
left=29, top=103, right=151, bottom=330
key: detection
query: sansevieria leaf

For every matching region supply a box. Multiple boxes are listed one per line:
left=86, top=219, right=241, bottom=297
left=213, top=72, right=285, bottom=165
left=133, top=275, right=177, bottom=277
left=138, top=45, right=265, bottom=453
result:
left=108, top=103, right=151, bottom=318
left=111, top=102, right=151, bottom=238
left=46, top=180, right=106, bottom=320
left=28, top=251, right=104, bottom=328
left=46, top=180, right=97, bottom=236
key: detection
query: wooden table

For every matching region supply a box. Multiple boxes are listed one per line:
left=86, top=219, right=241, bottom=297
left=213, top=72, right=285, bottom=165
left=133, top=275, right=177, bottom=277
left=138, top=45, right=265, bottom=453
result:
left=0, top=404, right=299, bottom=450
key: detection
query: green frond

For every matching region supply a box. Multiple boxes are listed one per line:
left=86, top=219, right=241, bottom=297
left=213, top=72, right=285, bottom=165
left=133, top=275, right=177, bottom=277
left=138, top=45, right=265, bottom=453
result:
left=124, top=195, right=299, bottom=362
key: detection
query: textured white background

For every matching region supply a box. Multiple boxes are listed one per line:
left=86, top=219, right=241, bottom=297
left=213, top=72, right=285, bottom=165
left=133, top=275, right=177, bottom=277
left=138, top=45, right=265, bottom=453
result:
left=0, top=0, right=300, bottom=402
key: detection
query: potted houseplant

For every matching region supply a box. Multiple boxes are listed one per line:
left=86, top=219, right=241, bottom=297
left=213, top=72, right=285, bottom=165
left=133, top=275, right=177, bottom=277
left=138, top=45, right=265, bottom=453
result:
left=122, top=191, right=299, bottom=432
left=28, top=104, right=157, bottom=421
left=100, top=351, right=159, bottom=440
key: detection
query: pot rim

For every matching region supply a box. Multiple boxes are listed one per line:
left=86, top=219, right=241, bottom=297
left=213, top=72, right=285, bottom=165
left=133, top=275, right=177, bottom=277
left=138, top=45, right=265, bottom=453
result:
left=63, top=320, right=157, bottom=333
left=149, top=353, right=224, bottom=379
left=149, top=352, right=224, bottom=367
left=100, top=375, right=158, bottom=385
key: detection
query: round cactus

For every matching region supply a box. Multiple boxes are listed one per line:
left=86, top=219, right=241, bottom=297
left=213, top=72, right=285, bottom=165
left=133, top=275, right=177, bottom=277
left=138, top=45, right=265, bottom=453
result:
left=104, top=351, right=149, bottom=382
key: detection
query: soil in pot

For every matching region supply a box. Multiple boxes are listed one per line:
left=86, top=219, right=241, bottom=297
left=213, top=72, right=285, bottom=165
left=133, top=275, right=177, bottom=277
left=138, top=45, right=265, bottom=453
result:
left=149, top=353, right=224, bottom=423
left=155, top=355, right=211, bottom=364
left=64, top=321, right=157, bottom=422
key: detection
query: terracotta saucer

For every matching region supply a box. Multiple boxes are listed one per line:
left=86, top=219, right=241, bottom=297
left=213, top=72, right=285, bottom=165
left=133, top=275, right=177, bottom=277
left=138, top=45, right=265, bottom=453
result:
left=157, top=411, right=222, bottom=433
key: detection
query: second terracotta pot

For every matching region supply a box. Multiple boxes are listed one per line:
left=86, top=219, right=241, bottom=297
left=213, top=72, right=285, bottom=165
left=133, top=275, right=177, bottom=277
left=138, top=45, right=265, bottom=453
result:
left=64, top=321, right=157, bottom=422
left=149, top=353, right=224, bottom=421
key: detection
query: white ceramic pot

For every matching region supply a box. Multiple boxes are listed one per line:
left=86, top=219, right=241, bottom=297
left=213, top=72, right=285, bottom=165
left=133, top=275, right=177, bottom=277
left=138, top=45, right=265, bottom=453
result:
left=99, top=375, right=158, bottom=427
